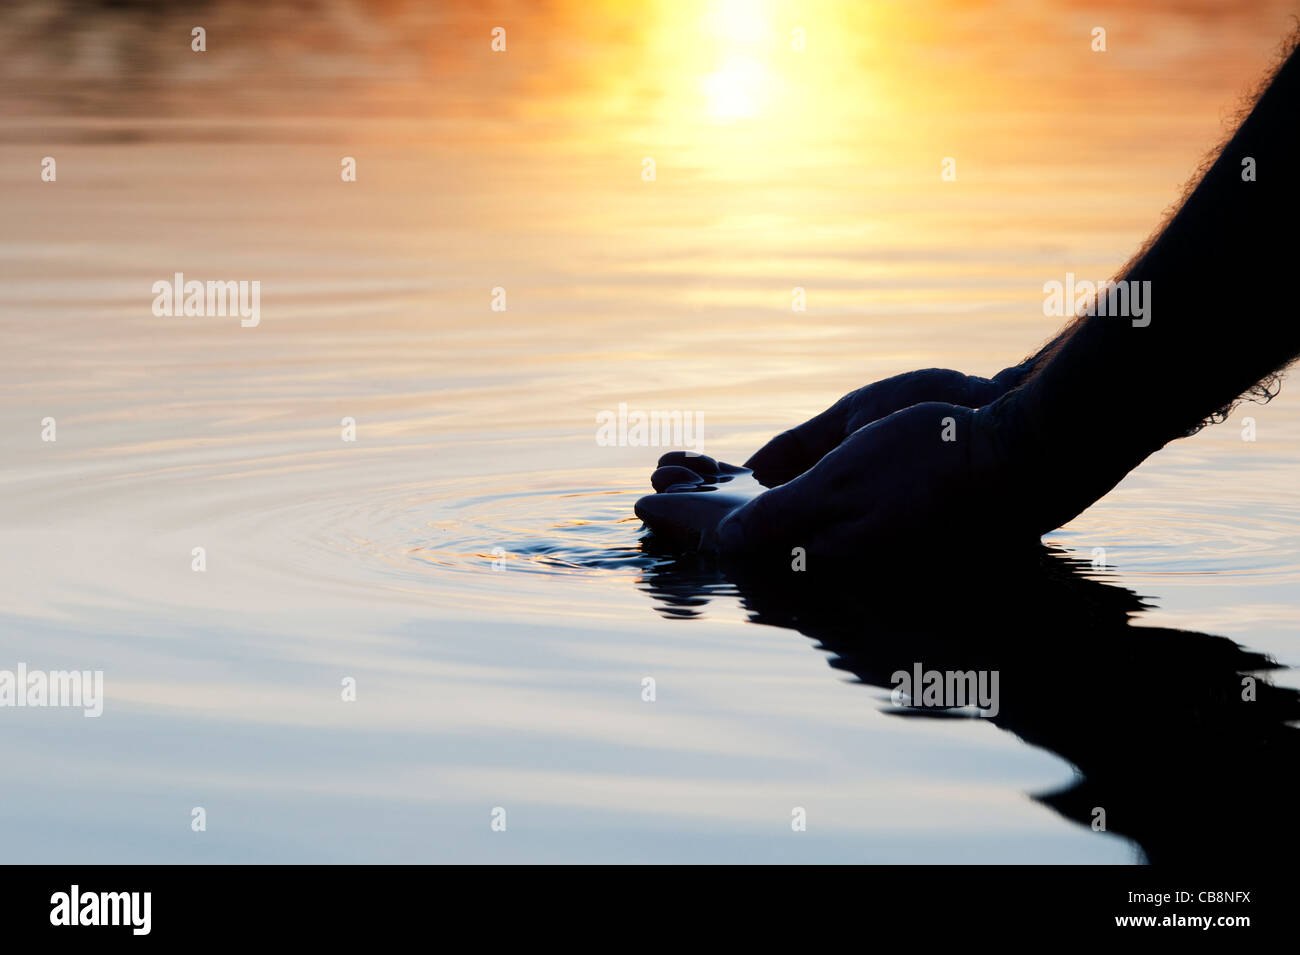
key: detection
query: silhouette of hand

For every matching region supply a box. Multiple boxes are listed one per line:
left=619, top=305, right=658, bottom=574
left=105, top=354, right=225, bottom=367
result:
left=637, top=400, right=1026, bottom=557
left=744, top=365, right=1025, bottom=487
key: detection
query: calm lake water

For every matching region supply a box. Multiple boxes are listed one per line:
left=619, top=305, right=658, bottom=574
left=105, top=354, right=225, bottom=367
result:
left=2, top=0, right=1299, bottom=863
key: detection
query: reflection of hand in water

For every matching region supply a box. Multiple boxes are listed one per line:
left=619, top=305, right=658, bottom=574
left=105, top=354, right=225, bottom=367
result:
left=637, top=548, right=1300, bottom=864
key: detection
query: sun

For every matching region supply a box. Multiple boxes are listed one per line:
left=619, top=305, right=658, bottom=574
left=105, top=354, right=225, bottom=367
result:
left=702, top=55, right=768, bottom=120
left=696, top=0, right=777, bottom=121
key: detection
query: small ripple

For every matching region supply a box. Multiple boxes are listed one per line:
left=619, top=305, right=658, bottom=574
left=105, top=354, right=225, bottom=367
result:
left=1052, top=497, right=1300, bottom=582
left=307, top=471, right=661, bottom=582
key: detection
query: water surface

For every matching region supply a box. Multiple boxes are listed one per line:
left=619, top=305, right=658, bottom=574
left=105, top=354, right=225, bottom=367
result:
left=2, top=0, right=1299, bottom=863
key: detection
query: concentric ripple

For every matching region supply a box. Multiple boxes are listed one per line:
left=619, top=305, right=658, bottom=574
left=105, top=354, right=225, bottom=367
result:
left=307, top=470, right=661, bottom=582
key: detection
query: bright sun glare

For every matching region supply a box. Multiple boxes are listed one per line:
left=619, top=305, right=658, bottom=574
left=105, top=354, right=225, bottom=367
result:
left=699, top=0, right=776, bottom=120
left=703, top=55, right=768, bottom=119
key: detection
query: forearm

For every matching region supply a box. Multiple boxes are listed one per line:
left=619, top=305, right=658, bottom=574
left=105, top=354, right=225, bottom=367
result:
left=1021, top=38, right=1300, bottom=455
left=982, top=38, right=1300, bottom=535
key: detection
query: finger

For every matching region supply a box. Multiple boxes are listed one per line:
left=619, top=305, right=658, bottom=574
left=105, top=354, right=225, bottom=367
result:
left=745, top=370, right=1006, bottom=488
left=743, top=406, right=847, bottom=487
left=650, top=465, right=706, bottom=492
left=656, top=451, right=719, bottom=474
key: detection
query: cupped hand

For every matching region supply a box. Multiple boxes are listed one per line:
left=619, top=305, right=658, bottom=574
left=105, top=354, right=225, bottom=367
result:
left=743, top=365, right=1026, bottom=487
left=637, top=402, right=1028, bottom=558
